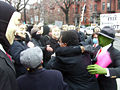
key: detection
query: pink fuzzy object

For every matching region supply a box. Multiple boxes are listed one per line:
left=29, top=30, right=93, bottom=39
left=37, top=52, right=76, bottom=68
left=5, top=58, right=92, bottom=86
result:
left=95, top=51, right=112, bottom=78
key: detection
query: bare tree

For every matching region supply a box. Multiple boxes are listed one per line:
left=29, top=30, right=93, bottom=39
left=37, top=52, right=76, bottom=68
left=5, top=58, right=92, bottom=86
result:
left=55, top=0, right=79, bottom=24
left=5, top=0, right=29, bottom=12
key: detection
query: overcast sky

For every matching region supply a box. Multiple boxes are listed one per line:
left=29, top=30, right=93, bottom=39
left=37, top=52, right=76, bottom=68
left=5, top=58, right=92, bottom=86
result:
left=28, top=0, right=37, bottom=4
left=0, top=0, right=37, bottom=4
left=0, top=0, right=39, bottom=9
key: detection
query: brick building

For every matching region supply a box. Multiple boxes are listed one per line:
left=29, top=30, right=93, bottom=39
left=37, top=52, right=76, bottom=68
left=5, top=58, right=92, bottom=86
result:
left=26, top=0, right=63, bottom=24
left=69, top=0, right=120, bottom=26
left=26, top=0, right=120, bottom=26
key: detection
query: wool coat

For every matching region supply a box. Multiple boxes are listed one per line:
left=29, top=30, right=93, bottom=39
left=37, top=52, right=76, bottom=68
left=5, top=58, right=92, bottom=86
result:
left=0, top=50, right=18, bottom=90
left=97, top=46, right=120, bottom=90
left=17, top=69, right=68, bottom=90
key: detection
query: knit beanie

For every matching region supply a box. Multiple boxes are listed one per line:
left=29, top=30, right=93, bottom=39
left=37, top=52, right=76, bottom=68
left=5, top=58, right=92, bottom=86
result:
left=0, top=1, right=16, bottom=52
left=20, top=47, right=43, bottom=69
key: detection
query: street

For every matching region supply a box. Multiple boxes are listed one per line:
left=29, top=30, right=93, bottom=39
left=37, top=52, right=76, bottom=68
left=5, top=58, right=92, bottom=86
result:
left=113, top=37, right=120, bottom=90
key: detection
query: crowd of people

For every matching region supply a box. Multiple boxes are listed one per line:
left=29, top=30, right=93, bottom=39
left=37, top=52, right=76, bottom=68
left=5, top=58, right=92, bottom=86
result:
left=0, top=1, right=120, bottom=90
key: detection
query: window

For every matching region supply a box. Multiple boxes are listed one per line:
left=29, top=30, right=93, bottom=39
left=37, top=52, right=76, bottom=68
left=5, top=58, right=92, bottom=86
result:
left=118, top=0, right=120, bottom=9
left=94, top=4, right=97, bottom=11
left=102, top=2, right=105, bottom=11
left=90, top=4, right=93, bottom=11
left=76, top=7, right=78, bottom=14
left=90, top=16, right=93, bottom=23
left=107, top=2, right=111, bottom=11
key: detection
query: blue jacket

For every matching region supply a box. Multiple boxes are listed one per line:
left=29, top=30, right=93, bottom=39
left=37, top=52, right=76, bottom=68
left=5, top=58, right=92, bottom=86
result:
left=10, top=40, right=28, bottom=77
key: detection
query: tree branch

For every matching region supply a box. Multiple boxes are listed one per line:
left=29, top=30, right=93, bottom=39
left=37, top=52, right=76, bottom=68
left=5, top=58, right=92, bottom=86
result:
left=17, top=0, right=29, bottom=12
left=16, top=0, right=21, bottom=11
left=68, top=0, right=74, bottom=8
left=5, top=0, right=12, bottom=5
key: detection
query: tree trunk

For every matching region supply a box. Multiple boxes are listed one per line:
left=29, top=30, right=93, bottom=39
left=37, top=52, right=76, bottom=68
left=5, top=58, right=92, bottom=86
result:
left=65, top=10, right=69, bottom=24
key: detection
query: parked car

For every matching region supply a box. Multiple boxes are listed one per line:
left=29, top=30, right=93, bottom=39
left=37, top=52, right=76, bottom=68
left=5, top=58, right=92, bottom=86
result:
left=86, top=26, right=94, bottom=35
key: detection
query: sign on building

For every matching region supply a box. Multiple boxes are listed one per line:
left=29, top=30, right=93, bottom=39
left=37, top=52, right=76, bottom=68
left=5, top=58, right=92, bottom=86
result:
left=100, top=13, right=120, bottom=30
left=55, top=21, right=63, bottom=28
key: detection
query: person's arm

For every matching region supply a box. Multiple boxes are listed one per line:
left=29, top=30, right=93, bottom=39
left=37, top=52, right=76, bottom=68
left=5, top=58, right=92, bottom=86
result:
left=56, top=46, right=83, bottom=56
left=10, top=41, right=28, bottom=64
left=108, top=48, right=120, bottom=78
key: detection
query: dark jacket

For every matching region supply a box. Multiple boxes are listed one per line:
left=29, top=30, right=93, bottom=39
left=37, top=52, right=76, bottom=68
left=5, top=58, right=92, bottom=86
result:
left=31, top=38, right=42, bottom=47
left=97, top=46, right=120, bottom=90
left=10, top=40, right=28, bottom=77
left=81, top=35, right=93, bottom=46
left=0, top=49, right=18, bottom=90
left=17, top=68, right=68, bottom=90
left=78, top=31, right=86, bottom=42
left=42, top=36, right=60, bottom=67
left=47, top=46, right=99, bottom=90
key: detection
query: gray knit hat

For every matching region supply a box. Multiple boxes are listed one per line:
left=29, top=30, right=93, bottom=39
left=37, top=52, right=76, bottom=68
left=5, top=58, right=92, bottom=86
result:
left=20, top=47, right=43, bottom=68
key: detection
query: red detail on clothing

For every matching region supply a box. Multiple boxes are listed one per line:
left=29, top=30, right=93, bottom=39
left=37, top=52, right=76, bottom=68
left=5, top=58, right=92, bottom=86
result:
left=6, top=52, right=12, bottom=62
left=98, top=48, right=102, bottom=55
left=93, top=44, right=96, bottom=47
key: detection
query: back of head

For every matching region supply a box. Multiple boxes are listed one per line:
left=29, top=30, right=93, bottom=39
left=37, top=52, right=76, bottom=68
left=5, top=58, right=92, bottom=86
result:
left=0, top=1, right=16, bottom=52
left=42, top=25, right=50, bottom=36
left=61, top=30, right=79, bottom=46
left=20, top=47, right=43, bottom=70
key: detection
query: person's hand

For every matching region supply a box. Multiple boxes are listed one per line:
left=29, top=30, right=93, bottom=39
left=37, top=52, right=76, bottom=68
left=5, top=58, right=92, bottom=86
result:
left=46, top=45, right=53, bottom=52
left=27, top=41, right=34, bottom=48
left=87, top=64, right=107, bottom=75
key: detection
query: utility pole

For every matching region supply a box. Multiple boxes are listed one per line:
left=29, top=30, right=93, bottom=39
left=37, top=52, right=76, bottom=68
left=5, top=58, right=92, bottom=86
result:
left=24, top=0, right=26, bottom=24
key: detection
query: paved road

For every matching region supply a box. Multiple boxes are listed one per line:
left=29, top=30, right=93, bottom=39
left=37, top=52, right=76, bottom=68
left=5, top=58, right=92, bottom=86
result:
left=113, top=37, right=120, bottom=90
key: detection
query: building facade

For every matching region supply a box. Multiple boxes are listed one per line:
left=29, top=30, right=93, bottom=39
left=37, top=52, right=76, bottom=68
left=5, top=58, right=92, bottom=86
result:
left=25, top=0, right=120, bottom=26
left=69, top=0, right=120, bottom=26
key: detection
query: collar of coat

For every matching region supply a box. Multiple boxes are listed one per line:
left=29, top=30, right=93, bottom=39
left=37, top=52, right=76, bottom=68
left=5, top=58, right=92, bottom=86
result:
left=0, top=44, right=6, bottom=53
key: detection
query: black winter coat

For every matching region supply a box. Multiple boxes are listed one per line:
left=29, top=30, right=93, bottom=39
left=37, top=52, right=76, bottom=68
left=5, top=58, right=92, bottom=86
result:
left=97, top=46, right=120, bottom=90
left=42, top=36, right=60, bottom=67
left=47, top=46, right=99, bottom=90
left=0, top=49, right=18, bottom=90
left=10, top=40, right=28, bottom=77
